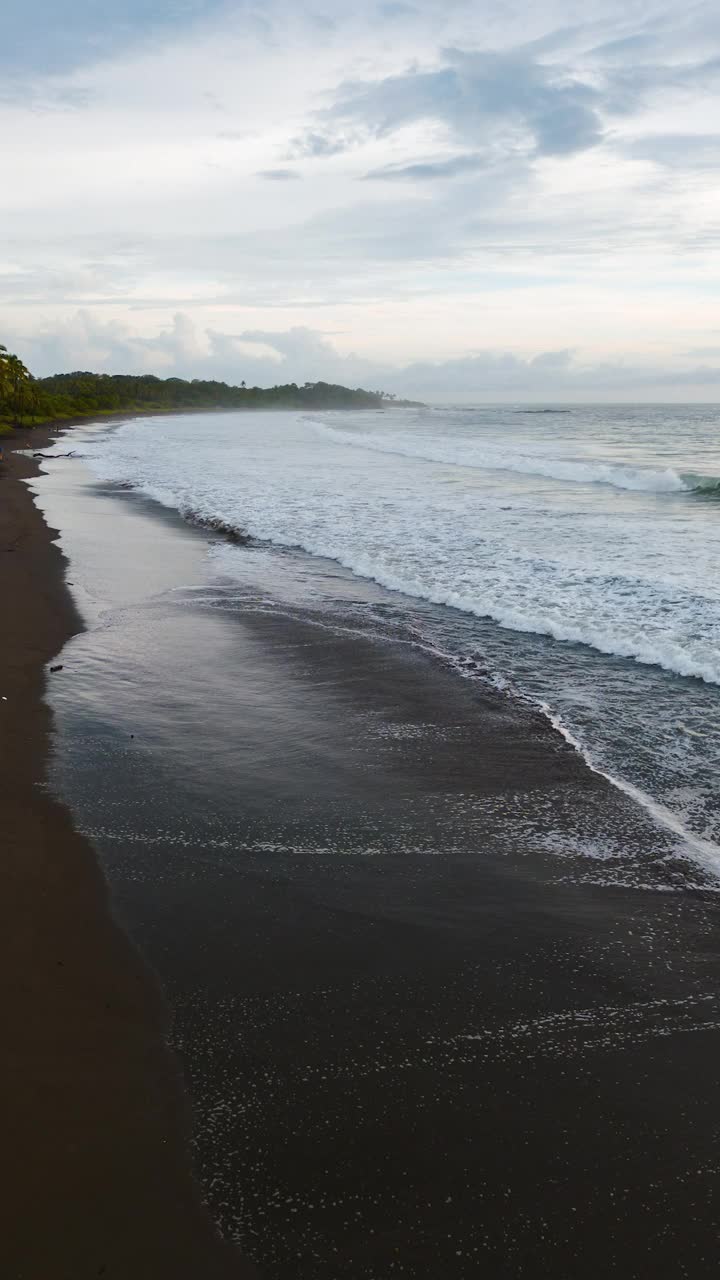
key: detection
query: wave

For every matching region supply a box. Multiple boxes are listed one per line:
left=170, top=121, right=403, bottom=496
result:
left=312, top=423, right=718, bottom=494
left=207, top=527, right=720, bottom=686
left=92, top=485, right=720, bottom=685
left=182, top=510, right=252, bottom=542
left=686, top=474, right=720, bottom=496
left=80, top=415, right=720, bottom=689
left=540, top=705, right=720, bottom=874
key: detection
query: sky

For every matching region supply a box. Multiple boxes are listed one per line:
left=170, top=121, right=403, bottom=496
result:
left=2, top=0, right=720, bottom=400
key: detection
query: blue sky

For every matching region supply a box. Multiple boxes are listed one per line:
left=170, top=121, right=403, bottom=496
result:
left=0, top=1, right=229, bottom=75
left=3, top=0, right=720, bottom=398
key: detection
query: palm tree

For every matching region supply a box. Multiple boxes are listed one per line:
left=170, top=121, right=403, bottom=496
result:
left=0, top=345, right=12, bottom=414
left=0, top=347, right=32, bottom=423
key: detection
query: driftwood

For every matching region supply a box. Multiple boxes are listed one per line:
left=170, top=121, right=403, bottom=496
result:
left=32, top=450, right=81, bottom=458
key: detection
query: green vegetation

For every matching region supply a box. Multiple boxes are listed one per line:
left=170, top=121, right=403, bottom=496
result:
left=0, top=344, right=416, bottom=433
left=0, top=345, right=37, bottom=433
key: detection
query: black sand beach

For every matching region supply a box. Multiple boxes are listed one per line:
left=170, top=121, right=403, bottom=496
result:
left=27, top=448, right=720, bottom=1278
left=1, top=433, right=251, bottom=1279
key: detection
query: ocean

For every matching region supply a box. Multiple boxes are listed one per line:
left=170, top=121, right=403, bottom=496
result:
left=33, top=403, right=720, bottom=1276
left=71, top=402, right=720, bottom=874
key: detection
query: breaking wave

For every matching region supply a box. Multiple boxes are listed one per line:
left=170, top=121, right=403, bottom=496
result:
left=75, top=410, right=720, bottom=690
left=208, top=535, right=720, bottom=686
left=312, top=423, right=719, bottom=495
left=53, top=403, right=720, bottom=869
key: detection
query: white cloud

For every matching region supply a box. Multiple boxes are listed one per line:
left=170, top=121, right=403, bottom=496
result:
left=2, top=0, right=720, bottom=397
left=16, top=310, right=720, bottom=402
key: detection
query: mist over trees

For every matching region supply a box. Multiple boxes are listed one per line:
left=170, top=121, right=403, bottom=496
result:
left=0, top=345, right=412, bottom=430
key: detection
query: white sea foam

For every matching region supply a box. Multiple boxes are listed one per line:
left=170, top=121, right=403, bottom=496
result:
left=59, top=404, right=720, bottom=865
left=311, top=421, right=717, bottom=494
left=539, top=704, right=720, bottom=874
left=75, top=410, right=720, bottom=689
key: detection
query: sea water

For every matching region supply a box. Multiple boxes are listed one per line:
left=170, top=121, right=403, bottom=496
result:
left=65, top=403, right=720, bottom=862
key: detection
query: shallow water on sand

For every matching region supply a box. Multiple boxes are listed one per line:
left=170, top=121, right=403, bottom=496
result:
left=31, top=449, right=720, bottom=1278
left=53, top=405, right=720, bottom=865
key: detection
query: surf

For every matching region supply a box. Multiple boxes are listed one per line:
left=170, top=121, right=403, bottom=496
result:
left=310, top=422, right=718, bottom=495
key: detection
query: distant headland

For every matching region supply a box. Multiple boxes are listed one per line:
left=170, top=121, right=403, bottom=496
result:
left=0, top=344, right=421, bottom=432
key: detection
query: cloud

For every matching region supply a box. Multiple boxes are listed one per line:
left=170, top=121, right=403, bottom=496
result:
left=625, top=134, right=720, bottom=170
left=289, top=130, right=357, bottom=158
left=0, top=81, right=92, bottom=111
left=293, top=29, right=720, bottom=172
left=16, top=312, right=367, bottom=385
left=3, top=1, right=720, bottom=383
left=363, top=152, right=489, bottom=180
left=14, top=311, right=720, bottom=402
left=595, top=50, right=720, bottom=119
left=589, top=33, right=660, bottom=61
left=530, top=349, right=574, bottom=369
left=0, top=0, right=229, bottom=76
left=394, top=352, right=720, bottom=396
left=256, top=168, right=302, bottom=180
left=379, top=2, right=416, bottom=17
left=315, top=47, right=605, bottom=158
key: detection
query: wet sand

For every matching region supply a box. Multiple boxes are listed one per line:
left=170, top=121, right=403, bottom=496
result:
left=1, top=432, right=252, bottom=1278
left=31, top=452, right=720, bottom=1278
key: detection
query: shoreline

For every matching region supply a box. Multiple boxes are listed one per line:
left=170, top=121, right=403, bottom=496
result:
left=2, top=407, right=244, bottom=438
left=15, top=419, right=720, bottom=1276
left=1, top=393, right=404, bottom=440
left=33, top=435, right=720, bottom=1276
left=1, top=428, right=252, bottom=1278
left=40, top=410, right=720, bottom=880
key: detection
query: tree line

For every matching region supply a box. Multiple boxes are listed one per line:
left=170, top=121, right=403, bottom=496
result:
left=1, top=344, right=413, bottom=430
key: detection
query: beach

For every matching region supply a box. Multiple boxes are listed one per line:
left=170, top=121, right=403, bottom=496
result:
left=1, top=430, right=251, bottom=1279
left=17, top=412, right=720, bottom=1277
left=7, top=0, right=720, bottom=1273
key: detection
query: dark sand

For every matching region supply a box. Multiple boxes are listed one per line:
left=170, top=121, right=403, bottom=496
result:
left=31, top=455, right=720, bottom=1278
left=1, top=431, right=252, bottom=1278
